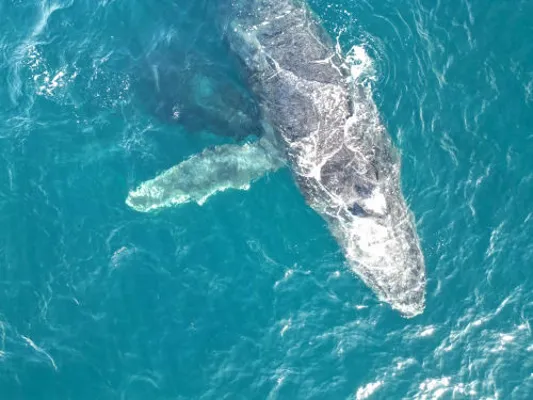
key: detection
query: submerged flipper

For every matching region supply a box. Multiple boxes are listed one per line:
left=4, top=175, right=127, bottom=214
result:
left=126, top=139, right=283, bottom=212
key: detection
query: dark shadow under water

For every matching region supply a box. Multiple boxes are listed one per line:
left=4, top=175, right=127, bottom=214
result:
left=131, top=0, right=262, bottom=140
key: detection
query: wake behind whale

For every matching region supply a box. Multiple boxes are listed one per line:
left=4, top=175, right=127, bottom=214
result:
left=127, top=0, right=426, bottom=317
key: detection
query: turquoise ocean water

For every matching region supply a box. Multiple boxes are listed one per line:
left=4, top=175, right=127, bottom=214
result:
left=1, top=0, right=533, bottom=398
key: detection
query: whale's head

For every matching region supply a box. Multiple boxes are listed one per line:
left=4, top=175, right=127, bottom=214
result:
left=334, top=186, right=426, bottom=317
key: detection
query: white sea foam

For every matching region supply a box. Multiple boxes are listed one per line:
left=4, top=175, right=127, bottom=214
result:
left=356, top=380, right=384, bottom=400
left=8, top=0, right=75, bottom=103
left=21, top=335, right=58, bottom=371
left=417, top=377, right=451, bottom=400
left=418, top=325, right=436, bottom=337
left=345, top=45, right=377, bottom=85
left=25, top=44, right=77, bottom=98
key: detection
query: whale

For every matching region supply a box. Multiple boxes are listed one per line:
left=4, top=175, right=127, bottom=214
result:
left=127, top=0, right=426, bottom=317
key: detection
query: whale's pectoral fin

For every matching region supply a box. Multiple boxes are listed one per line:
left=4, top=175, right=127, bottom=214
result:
left=126, top=139, right=284, bottom=212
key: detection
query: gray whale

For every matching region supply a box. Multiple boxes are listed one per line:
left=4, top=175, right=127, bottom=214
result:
left=127, top=0, right=426, bottom=317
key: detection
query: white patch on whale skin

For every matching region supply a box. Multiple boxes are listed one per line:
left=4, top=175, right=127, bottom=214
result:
left=126, top=140, right=283, bottom=212
left=363, top=189, right=387, bottom=215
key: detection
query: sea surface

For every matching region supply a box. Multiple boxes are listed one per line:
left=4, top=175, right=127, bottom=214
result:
left=1, top=0, right=533, bottom=398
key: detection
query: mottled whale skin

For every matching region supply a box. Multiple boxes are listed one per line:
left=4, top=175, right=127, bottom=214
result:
left=227, top=0, right=426, bottom=316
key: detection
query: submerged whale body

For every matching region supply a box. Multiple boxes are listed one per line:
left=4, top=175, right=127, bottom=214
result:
left=127, top=0, right=426, bottom=317
left=133, top=22, right=262, bottom=139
